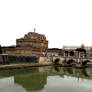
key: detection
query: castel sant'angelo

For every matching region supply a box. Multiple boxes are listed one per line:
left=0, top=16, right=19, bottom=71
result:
left=3, top=31, right=48, bottom=56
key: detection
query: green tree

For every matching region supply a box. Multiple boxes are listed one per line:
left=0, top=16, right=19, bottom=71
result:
left=0, top=45, right=2, bottom=54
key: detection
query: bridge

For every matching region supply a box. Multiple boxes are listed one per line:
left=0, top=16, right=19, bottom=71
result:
left=53, top=56, right=92, bottom=65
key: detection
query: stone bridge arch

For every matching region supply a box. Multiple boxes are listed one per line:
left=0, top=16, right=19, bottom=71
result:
left=54, top=58, right=60, bottom=65
left=82, top=60, right=91, bottom=66
left=67, top=59, right=76, bottom=64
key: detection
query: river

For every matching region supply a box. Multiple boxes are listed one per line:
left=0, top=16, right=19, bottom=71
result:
left=0, top=66, right=92, bottom=92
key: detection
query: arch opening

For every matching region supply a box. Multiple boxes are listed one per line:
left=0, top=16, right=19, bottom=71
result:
left=67, top=59, right=76, bottom=64
left=82, top=60, right=90, bottom=66
left=54, top=58, right=60, bottom=65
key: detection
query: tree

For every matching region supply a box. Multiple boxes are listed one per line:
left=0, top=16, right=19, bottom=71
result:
left=0, top=45, right=2, bottom=54
left=75, top=48, right=86, bottom=57
left=75, top=48, right=86, bottom=52
left=69, top=51, right=74, bottom=56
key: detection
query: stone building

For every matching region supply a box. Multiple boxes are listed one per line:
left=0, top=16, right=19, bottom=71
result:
left=2, top=32, right=48, bottom=56
left=16, top=32, right=48, bottom=49
left=63, top=44, right=92, bottom=51
left=63, top=44, right=92, bottom=57
left=47, top=48, right=63, bottom=57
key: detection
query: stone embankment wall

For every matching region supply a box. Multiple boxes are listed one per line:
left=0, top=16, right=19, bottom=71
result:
left=39, top=57, right=53, bottom=65
left=0, top=55, right=65, bottom=65
left=0, top=54, right=39, bottom=64
left=39, top=57, right=65, bottom=65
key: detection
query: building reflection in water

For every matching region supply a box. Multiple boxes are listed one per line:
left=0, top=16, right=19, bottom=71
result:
left=14, top=72, right=47, bottom=91
left=0, top=66, right=92, bottom=92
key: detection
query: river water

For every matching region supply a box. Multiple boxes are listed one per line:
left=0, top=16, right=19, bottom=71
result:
left=0, top=66, right=92, bottom=92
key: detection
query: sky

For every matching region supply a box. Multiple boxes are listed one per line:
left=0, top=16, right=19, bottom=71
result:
left=0, top=0, right=92, bottom=48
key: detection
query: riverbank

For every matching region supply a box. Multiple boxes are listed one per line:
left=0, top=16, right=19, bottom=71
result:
left=0, top=54, right=54, bottom=70
left=1, top=63, right=92, bottom=70
left=0, top=63, right=53, bottom=70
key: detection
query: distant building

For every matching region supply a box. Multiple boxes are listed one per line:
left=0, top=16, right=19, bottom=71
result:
left=47, top=48, right=63, bottom=57
left=63, top=44, right=92, bottom=51
left=63, top=44, right=92, bottom=57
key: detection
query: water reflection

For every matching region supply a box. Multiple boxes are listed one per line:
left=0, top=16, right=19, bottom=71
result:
left=14, top=72, right=47, bottom=91
left=0, top=77, right=14, bottom=89
left=0, top=66, right=92, bottom=92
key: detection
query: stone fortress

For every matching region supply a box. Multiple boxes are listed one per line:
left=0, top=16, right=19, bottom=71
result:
left=2, top=31, right=48, bottom=56
left=16, top=32, right=48, bottom=49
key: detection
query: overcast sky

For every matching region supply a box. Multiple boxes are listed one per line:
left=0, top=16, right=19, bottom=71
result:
left=0, top=0, right=92, bottom=48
